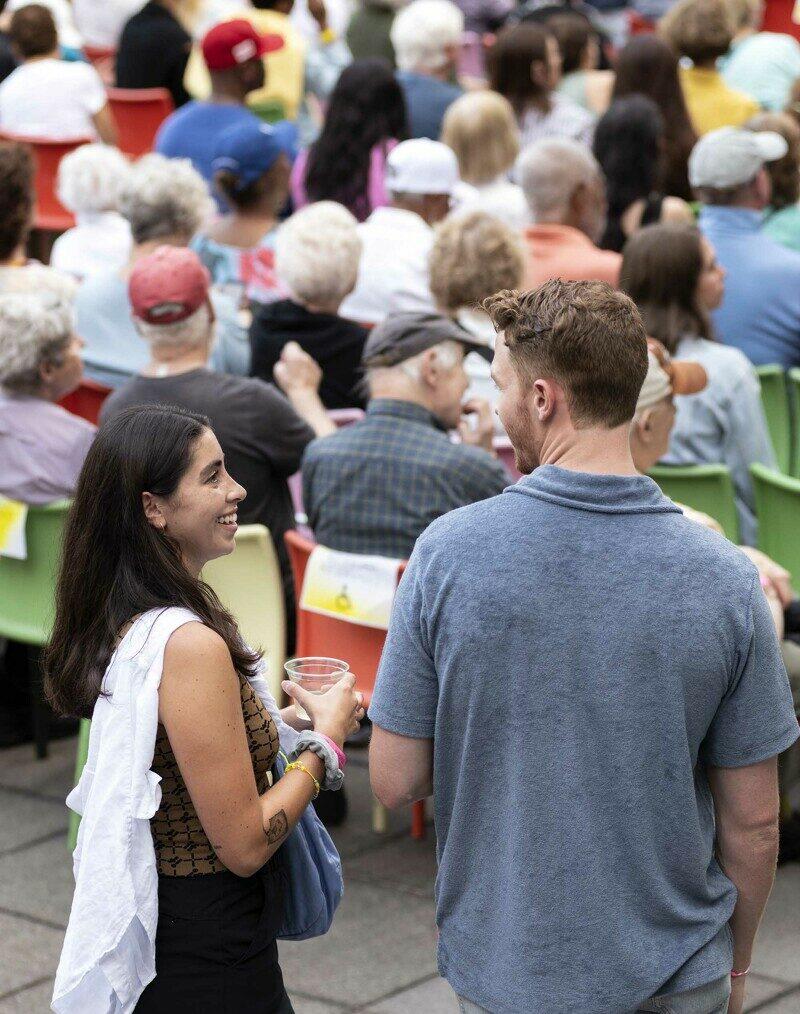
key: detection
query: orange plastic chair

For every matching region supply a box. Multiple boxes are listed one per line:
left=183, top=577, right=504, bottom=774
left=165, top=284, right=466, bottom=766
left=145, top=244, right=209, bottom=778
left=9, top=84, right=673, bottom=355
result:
left=59, top=379, right=112, bottom=425
left=106, top=87, right=175, bottom=158
left=284, top=530, right=427, bottom=839
left=0, top=133, right=91, bottom=231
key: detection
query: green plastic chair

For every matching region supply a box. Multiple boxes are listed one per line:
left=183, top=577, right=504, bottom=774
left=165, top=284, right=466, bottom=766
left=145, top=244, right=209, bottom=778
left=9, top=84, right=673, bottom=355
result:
left=648, top=464, right=740, bottom=542
left=0, top=500, right=69, bottom=757
left=789, top=368, right=800, bottom=479
left=202, top=525, right=286, bottom=702
left=751, top=464, right=800, bottom=578
left=67, top=718, right=91, bottom=852
left=756, top=364, right=791, bottom=475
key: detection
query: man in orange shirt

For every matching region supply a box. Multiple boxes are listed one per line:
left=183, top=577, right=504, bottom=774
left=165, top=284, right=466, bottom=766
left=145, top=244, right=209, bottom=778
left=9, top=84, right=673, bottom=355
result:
left=519, top=137, right=621, bottom=289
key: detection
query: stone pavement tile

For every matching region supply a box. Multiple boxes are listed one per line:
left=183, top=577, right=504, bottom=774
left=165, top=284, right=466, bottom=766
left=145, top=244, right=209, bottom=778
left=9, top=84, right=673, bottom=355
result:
left=0, top=913, right=62, bottom=997
left=280, top=880, right=438, bottom=1008
left=753, top=985, right=800, bottom=1012
left=750, top=865, right=800, bottom=983
left=0, top=737, right=76, bottom=802
left=0, top=835, right=72, bottom=927
left=744, top=974, right=797, bottom=1011
left=362, top=974, right=457, bottom=1013
left=0, top=978, right=53, bottom=1013
left=0, top=790, right=67, bottom=855
left=292, top=997, right=349, bottom=1014
left=346, top=835, right=437, bottom=899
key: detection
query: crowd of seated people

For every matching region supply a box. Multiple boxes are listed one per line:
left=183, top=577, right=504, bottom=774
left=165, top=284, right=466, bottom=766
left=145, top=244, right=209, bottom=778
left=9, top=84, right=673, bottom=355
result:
left=1, top=0, right=800, bottom=862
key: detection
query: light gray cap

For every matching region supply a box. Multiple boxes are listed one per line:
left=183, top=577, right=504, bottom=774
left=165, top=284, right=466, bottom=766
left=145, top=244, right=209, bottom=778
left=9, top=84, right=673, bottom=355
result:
left=688, top=127, right=788, bottom=189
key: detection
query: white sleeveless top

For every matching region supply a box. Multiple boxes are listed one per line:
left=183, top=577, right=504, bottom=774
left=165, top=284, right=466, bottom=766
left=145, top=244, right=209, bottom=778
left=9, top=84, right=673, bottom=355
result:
left=51, top=607, right=300, bottom=1014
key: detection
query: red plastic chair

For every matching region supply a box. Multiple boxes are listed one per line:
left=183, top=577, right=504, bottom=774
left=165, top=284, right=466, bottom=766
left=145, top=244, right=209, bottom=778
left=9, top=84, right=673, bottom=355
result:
left=106, top=87, right=174, bottom=159
left=284, top=530, right=427, bottom=839
left=82, top=45, right=116, bottom=84
left=0, top=133, right=91, bottom=231
left=59, top=379, right=112, bottom=425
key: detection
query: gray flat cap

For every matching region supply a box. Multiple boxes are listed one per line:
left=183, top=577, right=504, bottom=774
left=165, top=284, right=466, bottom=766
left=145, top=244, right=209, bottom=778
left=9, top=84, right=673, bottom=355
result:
left=362, top=311, right=494, bottom=368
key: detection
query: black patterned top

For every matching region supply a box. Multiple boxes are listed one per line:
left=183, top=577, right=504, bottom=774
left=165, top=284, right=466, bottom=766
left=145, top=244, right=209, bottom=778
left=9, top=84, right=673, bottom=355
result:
left=150, top=674, right=280, bottom=876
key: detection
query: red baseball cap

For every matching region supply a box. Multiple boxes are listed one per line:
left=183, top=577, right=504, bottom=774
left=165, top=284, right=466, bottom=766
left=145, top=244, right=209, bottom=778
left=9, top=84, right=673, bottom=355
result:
left=201, top=19, right=283, bottom=72
left=129, top=247, right=211, bottom=325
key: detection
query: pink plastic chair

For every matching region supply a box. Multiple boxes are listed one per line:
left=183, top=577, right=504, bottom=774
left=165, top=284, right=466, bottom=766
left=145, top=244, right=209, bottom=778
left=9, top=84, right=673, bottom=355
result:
left=494, top=435, right=523, bottom=481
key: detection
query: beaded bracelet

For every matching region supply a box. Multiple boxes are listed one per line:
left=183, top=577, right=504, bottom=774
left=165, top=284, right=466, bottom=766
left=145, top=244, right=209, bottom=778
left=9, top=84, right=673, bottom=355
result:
left=731, top=965, right=751, bottom=979
left=285, top=760, right=320, bottom=799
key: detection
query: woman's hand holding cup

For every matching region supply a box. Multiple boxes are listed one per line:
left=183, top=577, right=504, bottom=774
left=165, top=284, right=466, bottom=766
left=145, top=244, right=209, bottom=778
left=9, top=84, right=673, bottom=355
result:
left=282, top=672, right=365, bottom=749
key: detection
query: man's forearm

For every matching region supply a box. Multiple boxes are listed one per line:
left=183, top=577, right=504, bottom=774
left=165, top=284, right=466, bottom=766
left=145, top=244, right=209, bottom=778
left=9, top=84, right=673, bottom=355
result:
left=717, top=824, right=780, bottom=969
left=287, top=389, right=336, bottom=438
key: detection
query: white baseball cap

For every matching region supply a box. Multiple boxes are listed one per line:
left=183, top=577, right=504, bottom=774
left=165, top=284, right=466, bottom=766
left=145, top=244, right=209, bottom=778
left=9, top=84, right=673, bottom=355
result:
left=688, top=127, right=788, bottom=190
left=385, top=138, right=459, bottom=196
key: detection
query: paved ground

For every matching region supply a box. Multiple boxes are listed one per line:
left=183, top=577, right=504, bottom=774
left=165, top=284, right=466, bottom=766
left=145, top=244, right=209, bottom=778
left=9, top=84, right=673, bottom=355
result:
left=0, top=737, right=798, bottom=1013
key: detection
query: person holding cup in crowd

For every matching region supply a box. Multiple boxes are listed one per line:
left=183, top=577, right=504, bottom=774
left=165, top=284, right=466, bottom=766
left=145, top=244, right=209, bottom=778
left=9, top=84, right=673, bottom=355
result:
left=45, top=403, right=364, bottom=1013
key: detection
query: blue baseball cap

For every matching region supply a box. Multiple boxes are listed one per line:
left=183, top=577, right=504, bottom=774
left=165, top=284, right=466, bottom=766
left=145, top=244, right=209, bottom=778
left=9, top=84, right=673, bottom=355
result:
left=211, top=120, right=296, bottom=189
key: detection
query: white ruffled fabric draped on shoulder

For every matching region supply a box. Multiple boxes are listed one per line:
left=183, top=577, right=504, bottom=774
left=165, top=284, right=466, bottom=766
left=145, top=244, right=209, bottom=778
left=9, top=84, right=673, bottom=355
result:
left=52, top=607, right=300, bottom=1014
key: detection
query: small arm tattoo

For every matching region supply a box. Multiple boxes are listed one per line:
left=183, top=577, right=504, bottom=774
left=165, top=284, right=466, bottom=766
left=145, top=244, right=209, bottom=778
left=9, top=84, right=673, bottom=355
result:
left=266, top=809, right=289, bottom=845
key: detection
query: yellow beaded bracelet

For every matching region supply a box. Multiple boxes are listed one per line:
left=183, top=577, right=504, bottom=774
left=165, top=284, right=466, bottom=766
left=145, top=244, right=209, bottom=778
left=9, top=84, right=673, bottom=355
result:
left=285, top=760, right=320, bottom=799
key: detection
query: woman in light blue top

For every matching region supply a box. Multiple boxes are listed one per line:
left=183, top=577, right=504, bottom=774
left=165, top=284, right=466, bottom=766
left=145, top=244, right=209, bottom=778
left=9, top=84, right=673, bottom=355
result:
left=620, top=222, right=777, bottom=545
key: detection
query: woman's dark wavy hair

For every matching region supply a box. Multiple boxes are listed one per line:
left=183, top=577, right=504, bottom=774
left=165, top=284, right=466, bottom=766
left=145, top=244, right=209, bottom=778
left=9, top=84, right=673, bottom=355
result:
left=0, top=141, right=34, bottom=262
left=619, top=223, right=714, bottom=355
left=611, top=35, right=697, bottom=200
left=303, top=59, right=408, bottom=221
left=593, top=95, right=664, bottom=218
left=43, top=404, right=261, bottom=718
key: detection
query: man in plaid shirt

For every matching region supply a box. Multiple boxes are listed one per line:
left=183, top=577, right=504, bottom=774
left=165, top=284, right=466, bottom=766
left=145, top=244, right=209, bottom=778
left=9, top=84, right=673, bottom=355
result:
left=302, top=311, right=509, bottom=559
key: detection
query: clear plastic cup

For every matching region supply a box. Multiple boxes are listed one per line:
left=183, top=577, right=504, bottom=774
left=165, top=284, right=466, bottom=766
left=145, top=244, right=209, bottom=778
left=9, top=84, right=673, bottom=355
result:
left=284, top=656, right=350, bottom=722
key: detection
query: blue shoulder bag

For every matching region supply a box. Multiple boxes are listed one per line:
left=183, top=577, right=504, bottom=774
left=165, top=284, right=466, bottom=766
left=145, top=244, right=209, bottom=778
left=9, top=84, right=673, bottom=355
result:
left=274, top=752, right=344, bottom=940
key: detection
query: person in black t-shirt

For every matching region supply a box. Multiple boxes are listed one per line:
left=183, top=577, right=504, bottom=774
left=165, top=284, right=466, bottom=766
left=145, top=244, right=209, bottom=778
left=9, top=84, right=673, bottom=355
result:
left=250, top=201, right=368, bottom=409
left=116, top=0, right=193, bottom=109
left=101, top=245, right=337, bottom=650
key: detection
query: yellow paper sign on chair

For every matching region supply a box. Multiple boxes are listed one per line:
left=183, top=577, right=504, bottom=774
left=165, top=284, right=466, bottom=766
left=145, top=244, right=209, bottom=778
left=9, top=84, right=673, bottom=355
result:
left=0, top=497, right=27, bottom=559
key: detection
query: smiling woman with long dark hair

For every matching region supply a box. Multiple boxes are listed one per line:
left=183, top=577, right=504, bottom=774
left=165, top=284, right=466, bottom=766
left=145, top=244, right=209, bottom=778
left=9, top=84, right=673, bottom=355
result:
left=289, top=58, right=408, bottom=222
left=46, top=404, right=363, bottom=1013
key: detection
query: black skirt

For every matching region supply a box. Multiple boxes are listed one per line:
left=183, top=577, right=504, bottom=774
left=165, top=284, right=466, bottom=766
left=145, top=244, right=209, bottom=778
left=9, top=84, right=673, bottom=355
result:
left=135, top=856, right=295, bottom=1013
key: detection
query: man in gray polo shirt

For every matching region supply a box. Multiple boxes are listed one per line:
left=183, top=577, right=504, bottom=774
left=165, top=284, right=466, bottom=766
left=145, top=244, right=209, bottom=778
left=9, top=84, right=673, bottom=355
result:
left=369, top=280, right=798, bottom=1014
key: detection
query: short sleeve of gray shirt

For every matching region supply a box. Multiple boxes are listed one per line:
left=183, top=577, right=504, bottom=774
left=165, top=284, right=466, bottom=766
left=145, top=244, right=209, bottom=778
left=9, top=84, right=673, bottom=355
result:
left=701, top=572, right=800, bottom=768
left=369, top=536, right=441, bottom=739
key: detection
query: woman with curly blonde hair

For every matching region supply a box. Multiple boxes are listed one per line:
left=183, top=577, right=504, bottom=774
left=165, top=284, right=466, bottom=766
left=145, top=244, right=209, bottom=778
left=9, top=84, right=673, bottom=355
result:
left=429, top=210, right=524, bottom=420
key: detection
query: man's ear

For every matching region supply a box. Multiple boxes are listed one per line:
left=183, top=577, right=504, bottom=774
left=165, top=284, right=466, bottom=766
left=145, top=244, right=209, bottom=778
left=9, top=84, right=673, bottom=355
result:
left=417, top=348, right=440, bottom=388
left=531, top=377, right=558, bottom=422
left=142, top=492, right=167, bottom=531
left=635, top=409, right=654, bottom=443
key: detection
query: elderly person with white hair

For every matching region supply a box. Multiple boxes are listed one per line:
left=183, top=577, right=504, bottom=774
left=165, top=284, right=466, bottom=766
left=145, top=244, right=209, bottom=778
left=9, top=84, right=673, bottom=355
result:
left=391, top=0, right=464, bottom=139
left=341, top=137, right=460, bottom=325
left=518, top=137, right=621, bottom=288
left=50, top=144, right=132, bottom=281
left=250, top=202, right=368, bottom=409
left=74, top=153, right=250, bottom=387
left=0, top=292, right=94, bottom=504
